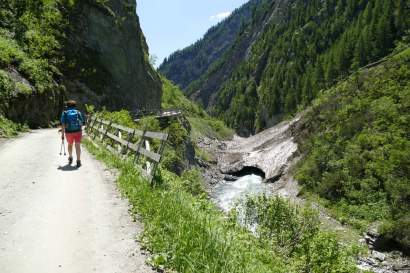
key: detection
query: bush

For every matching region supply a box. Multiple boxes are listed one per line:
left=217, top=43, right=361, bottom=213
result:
left=240, top=195, right=358, bottom=273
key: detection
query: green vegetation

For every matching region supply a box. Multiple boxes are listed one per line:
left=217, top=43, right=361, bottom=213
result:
left=161, top=76, right=206, bottom=117
left=162, top=77, right=234, bottom=141
left=0, top=1, right=63, bottom=98
left=296, top=49, right=410, bottom=252
left=241, top=196, right=360, bottom=272
left=85, top=139, right=359, bottom=273
left=93, top=78, right=232, bottom=174
left=0, top=115, right=27, bottom=137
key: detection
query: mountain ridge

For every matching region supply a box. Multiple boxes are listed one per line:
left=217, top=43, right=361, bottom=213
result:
left=158, top=0, right=263, bottom=90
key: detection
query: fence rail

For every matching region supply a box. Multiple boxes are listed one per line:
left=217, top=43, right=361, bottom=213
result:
left=132, top=108, right=183, bottom=120
left=86, top=116, right=168, bottom=184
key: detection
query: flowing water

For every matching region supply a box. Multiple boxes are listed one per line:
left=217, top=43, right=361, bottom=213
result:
left=211, top=174, right=273, bottom=212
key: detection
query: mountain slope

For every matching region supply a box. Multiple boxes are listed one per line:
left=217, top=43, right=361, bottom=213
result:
left=0, top=0, right=161, bottom=127
left=213, top=0, right=408, bottom=135
left=161, top=0, right=409, bottom=136
left=296, top=47, right=410, bottom=253
left=158, top=0, right=262, bottom=90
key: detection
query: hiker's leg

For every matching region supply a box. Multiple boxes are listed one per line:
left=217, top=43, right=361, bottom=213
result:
left=75, top=142, right=81, bottom=161
left=68, top=143, right=73, bottom=158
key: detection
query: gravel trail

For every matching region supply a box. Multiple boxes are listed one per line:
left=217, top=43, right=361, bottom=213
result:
left=0, top=129, right=153, bottom=273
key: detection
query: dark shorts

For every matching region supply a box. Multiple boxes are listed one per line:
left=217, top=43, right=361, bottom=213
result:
left=65, top=131, right=82, bottom=144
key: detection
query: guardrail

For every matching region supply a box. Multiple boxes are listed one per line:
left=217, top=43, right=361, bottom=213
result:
left=86, top=116, right=168, bottom=184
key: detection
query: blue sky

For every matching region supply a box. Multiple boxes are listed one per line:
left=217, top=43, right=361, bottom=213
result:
left=137, top=0, right=249, bottom=66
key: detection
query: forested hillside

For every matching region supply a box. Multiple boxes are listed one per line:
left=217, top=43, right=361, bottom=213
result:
left=0, top=0, right=161, bottom=128
left=296, top=48, right=410, bottom=254
left=162, top=0, right=409, bottom=136
left=215, top=0, right=409, bottom=135
left=158, top=0, right=260, bottom=89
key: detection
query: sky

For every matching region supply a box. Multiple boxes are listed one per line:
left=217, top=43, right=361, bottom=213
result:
left=137, top=0, right=249, bottom=66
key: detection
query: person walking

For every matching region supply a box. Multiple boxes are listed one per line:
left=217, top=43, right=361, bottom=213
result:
left=61, top=100, right=84, bottom=167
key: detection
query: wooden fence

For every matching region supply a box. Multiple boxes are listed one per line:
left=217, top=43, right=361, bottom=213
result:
left=86, top=116, right=168, bottom=184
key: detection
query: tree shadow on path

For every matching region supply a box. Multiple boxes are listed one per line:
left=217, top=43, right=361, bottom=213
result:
left=58, top=164, right=79, bottom=172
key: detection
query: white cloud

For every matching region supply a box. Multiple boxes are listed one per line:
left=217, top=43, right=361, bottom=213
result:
left=209, top=11, right=232, bottom=21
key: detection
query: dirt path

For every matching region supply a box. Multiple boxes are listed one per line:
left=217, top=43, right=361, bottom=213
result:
left=0, top=129, right=154, bottom=273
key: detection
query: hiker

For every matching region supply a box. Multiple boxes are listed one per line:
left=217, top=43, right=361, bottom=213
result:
left=61, top=100, right=84, bottom=167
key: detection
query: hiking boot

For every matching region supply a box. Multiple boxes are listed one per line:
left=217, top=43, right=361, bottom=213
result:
left=68, top=157, right=73, bottom=165
left=76, top=160, right=82, bottom=168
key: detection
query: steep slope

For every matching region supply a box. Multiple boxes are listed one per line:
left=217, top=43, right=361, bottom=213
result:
left=158, top=0, right=262, bottom=89
left=63, top=0, right=162, bottom=111
left=162, top=0, right=409, bottom=136
left=0, top=0, right=161, bottom=127
left=296, top=48, right=410, bottom=254
left=213, top=0, right=408, bottom=136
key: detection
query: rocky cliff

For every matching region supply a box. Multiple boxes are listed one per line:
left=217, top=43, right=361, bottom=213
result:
left=0, top=0, right=162, bottom=127
left=64, top=0, right=162, bottom=112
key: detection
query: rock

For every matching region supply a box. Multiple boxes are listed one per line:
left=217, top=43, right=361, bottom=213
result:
left=218, top=142, right=227, bottom=150
left=197, top=158, right=210, bottom=168
left=359, top=257, right=378, bottom=267
left=373, top=251, right=386, bottom=262
left=218, top=117, right=299, bottom=181
left=364, top=224, right=383, bottom=249
left=224, top=175, right=238, bottom=182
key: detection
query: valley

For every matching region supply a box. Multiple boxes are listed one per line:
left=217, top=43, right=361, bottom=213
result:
left=1, top=0, right=409, bottom=272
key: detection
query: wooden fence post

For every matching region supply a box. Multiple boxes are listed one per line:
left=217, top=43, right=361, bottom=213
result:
left=122, top=129, right=135, bottom=156
left=101, top=120, right=112, bottom=144
left=92, top=119, right=101, bottom=140
left=88, top=116, right=97, bottom=135
left=150, top=131, right=169, bottom=186
left=134, top=126, right=147, bottom=164
left=113, top=127, right=120, bottom=153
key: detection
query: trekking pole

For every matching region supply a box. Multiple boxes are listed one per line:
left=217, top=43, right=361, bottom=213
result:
left=59, top=141, right=63, bottom=155
left=62, top=138, right=66, bottom=156
left=59, top=130, right=66, bottom=156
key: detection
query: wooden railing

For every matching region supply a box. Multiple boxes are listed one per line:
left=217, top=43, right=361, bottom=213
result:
left=86, top=116, right=168, bottom=184
left=132, top=108, right=182, bottom=120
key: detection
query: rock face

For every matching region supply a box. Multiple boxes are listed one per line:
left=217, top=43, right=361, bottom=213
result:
left=1, top=0, right=162, bottom=128
left=64, top=0, right=162, bottom=111
left=218, top=115, right=299, bottom=181
left=5, top=68, right=64, bottom=128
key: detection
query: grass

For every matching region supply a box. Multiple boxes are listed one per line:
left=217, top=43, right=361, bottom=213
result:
left=84, top=140, right=288, bottom=273
left=0, top=115, right=27, bottom=137
left=84, top=138, right=360, bottom=273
